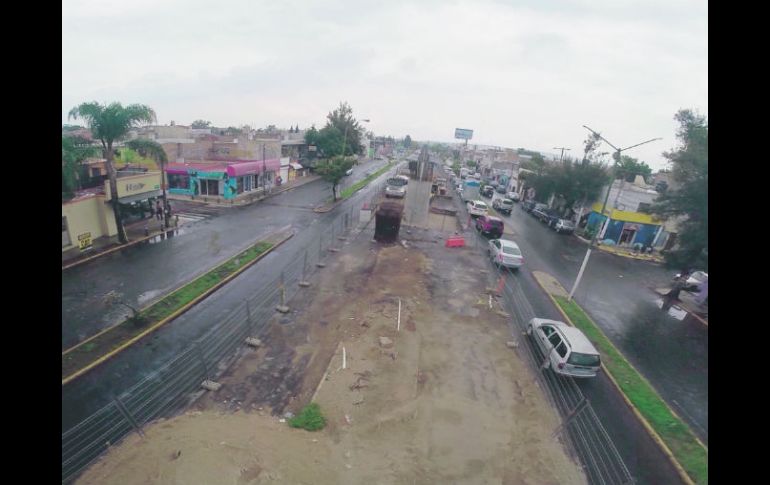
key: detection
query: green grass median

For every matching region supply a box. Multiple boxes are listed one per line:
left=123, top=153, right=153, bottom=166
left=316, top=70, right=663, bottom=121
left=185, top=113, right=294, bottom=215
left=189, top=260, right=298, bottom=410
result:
left=62, top=240, right=275, bottom=383
left=338, top=161, right=396, bottom=200
left=552, top=295, right=708, bottom=484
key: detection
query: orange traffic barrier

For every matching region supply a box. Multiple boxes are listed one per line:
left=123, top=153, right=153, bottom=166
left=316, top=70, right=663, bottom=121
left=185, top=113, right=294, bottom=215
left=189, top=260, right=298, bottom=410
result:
left=445, top=236, right=465, bottom=248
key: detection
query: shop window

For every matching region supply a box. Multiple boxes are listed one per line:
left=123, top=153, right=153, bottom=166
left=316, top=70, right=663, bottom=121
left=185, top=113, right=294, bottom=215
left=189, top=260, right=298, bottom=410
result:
left=237, top=176, right=244, bottom=194
left=62, top=217, right=71, bottom=247
left=168, top=173, right=190, bottom=190
left=200, top=179, right=220, bottom=196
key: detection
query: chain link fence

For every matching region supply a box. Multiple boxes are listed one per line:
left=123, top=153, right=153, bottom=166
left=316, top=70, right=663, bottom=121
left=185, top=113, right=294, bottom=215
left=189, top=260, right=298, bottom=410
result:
left=453, top=194, right=635, bottom=485
left=61, top=174, right=394, bottom=484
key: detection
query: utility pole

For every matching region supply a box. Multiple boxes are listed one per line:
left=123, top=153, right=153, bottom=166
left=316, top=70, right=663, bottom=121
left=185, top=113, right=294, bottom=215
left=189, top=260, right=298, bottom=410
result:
left=553, top=147, right=571, bottom=164
left=262, top=143, right=266, bottom=191
left=567, top=126, right=661, bottom=301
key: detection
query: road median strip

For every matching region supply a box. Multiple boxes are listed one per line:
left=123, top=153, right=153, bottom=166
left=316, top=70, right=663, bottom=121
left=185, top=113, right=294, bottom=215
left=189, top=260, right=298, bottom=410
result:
left=543, top=290, right=708, bottom=484
left=62, top=229, right=294, bottom=385
left=314, top=161, right=397, bottom=212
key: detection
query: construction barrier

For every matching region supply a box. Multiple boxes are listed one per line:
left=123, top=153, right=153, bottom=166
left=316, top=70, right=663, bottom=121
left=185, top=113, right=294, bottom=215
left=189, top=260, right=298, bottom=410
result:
left=445, top=236, right=465, bottom=248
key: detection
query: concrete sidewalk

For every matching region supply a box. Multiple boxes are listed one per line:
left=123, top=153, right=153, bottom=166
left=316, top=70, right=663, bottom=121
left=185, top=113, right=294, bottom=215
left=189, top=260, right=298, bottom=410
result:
left=62, top=175, right=320, bottom=270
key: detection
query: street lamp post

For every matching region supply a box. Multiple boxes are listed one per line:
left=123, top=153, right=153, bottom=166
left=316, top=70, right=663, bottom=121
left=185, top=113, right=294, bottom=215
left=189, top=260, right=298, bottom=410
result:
left=553, top=147, right=571, bottom=164
left=262, top=143, right=267, bottom=192
left=567, top=126, right=661, bottom=301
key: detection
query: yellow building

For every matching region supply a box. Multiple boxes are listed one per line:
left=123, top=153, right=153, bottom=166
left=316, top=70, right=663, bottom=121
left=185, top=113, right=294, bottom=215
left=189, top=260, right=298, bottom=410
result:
left=62, top=172, right=162, bottom=258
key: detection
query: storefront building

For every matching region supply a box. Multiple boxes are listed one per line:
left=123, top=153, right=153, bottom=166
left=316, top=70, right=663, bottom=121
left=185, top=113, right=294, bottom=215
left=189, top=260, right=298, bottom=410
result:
left=166, top=159, right=281, bottom=200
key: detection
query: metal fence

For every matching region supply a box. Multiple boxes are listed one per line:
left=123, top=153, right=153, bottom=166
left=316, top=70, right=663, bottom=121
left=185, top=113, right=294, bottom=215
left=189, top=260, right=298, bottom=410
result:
left=62, top=174, right=394, bottom=484
left=453, top=195, right=635, bottom=485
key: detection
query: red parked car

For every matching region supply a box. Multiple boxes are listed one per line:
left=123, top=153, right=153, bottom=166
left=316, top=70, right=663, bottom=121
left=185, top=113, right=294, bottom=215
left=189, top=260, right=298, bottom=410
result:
left=475, top=215, right=504, bottom=238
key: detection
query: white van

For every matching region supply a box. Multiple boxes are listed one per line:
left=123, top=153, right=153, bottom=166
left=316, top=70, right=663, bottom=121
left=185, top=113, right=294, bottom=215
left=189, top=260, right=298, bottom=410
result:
left=527, top=318, right=601, bottom=378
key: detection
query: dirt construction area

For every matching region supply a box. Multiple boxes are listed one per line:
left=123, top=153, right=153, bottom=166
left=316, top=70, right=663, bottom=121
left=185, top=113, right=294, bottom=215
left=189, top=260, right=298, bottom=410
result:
left=77, top=227, right=587, bottom=485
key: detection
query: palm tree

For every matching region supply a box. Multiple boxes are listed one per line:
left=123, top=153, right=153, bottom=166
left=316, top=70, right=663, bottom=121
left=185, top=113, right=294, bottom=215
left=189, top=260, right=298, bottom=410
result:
left=61, top=135, right=99, bottom=199
left=126, top=138, right=170, bottom=227
left=68, top=102, right=157, bottom=243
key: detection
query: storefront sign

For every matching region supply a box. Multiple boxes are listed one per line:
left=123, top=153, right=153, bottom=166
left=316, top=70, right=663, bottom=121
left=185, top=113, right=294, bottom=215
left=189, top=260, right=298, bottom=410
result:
left=125, top=182, right=146, bottom=192
left=78, top=232, right=93, bottom=251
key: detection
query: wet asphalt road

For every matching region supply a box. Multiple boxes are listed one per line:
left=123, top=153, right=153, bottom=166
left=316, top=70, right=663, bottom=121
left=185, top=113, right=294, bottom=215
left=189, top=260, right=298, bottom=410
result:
left=61, top=158, right=390, bottom=351
left=62, top=158, right=397, bottom=432
left=481, top=190, right=708, bottom=446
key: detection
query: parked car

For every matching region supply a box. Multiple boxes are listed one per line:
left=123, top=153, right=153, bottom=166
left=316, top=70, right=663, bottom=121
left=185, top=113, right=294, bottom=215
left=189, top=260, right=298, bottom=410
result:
left=674, top=270, right=708, bottom=292
left=532, top=206, right=549, bottom=221
left=489, top=180, right=499, bottom=188
left=527, top=318, right=601, bottom=378
left=345, top=168, right=353, bottom=176
left=476, top=215, right=504, bottom=238
left=492, top=198, right=514, bottom=215
left=480, top=186, right=495, bottom=198
left=487, top=238, right=523, bottom=270
left=467, top=200, right=489, bottom=217
left=521, top=200, right=536, bottom=212
left=542, top=209, right=560, bottom=227
left=553, top=219, right=576, bottom=234
left=507, top=191, right=520, bottom=201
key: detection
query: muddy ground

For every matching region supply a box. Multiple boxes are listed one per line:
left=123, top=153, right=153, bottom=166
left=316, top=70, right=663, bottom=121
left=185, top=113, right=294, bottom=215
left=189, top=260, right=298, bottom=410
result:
left=77, top=227, right=587, bottom=485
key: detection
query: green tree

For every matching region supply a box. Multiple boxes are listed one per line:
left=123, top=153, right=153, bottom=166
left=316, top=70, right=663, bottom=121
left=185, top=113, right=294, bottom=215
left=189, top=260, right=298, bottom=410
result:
left=325, top=102, right=363, bottom=157
left=62, top=135, right=99, bottom=199
left=126, top=138, right=171, bottom=227
left=652, top=109, right=708, bottom=272
left=191, top=120, right=211, bottom=129
left=68, top=102, right=157, bottom=243
left=404, top=135, right=412, bottom=148
left=522, top=153, right=546, bottom=176
left=617, top=155, right=652, bottom=182
left=315, top=156, right=355, bottom=201
left=466, top=160, right=477, bottom=169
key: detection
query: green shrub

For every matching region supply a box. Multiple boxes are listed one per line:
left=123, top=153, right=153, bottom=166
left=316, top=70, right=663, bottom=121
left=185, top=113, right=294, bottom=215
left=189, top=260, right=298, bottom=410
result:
left=288, top=403, right=326, bottom=431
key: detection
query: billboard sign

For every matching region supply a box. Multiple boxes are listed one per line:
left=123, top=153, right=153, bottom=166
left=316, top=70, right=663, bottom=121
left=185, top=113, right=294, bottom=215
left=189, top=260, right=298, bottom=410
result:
left=454, top=128, right=473, bottom=140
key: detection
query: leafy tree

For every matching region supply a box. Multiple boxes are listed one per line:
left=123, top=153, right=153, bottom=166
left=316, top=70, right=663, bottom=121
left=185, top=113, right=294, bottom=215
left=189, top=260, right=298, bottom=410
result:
left=68, top=102, right=157, bottom=243
left=325, top=102, right=363, bottom=156
left=191, top=120, right=211, bottom=129
left=466, top=160, right=477, bottom=169
left=126, top=138, right=171, bottom=227
left=652, top=109, right=708, bottom=272
left=404, top=135, right=412, bottom=148
left=315, top=156, right=355, bottom=201
left=529, top=156, right=608, bottom=211
left=521, top=153, right=546, bottom=175
left=617, top=155, right=652, bottom=182
left=62, top=135, right=99, bottom=199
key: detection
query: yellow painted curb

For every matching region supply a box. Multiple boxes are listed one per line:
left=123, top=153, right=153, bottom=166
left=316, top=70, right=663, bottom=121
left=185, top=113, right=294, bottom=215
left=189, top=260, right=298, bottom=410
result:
left=62, top=231, right=294, bottom=386
left=532, top=274, right=705, bottom=485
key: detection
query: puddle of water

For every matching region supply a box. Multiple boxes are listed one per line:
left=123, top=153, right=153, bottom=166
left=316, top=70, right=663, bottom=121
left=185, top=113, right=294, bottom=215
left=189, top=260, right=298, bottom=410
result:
left=146, top=228, right=188, bottom=245
left=137, top=289, right=164, bottom=306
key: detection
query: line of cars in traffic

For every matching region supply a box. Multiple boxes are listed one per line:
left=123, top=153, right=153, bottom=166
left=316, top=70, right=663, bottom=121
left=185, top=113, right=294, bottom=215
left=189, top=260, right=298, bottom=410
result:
left=464, top=196, right=601, bottom=378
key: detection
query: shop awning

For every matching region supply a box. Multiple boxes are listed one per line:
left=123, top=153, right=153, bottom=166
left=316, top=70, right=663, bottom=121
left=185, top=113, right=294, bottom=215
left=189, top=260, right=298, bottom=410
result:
left=290, top=162, right=303, bottom=170
left=117, top=189, right=162, bottom=204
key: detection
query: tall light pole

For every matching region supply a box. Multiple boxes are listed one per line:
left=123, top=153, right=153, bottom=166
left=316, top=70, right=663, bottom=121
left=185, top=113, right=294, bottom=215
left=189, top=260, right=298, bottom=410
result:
left=553, top=146, right=571, bottom=163
left=262, top=143, right=267, bottom=191
left=567, top=126, right=661, bottom=301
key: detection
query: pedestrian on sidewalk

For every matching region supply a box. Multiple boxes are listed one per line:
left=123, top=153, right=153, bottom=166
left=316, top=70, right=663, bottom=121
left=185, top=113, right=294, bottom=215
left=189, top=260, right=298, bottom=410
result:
left=155, top=200, right=163, bottom=220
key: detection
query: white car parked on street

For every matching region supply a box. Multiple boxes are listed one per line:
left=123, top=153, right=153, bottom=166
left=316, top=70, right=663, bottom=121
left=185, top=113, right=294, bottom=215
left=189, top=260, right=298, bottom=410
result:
left=466, top=200, right=489, bottom=217
left=527, top=318, right=601, bottom=378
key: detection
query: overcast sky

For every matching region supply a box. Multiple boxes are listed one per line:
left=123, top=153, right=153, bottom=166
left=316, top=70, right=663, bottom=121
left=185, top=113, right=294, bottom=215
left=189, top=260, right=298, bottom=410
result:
left=63, top=0, right=707, bottom=170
